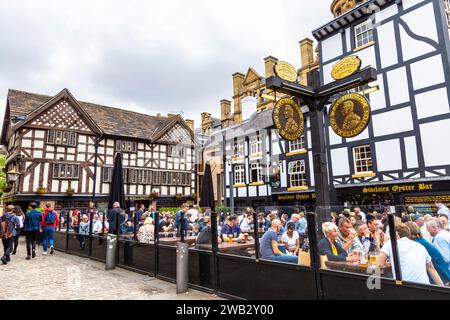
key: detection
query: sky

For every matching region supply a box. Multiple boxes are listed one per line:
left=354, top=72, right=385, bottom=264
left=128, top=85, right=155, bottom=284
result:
left=0, top=0, right=333, bottom=128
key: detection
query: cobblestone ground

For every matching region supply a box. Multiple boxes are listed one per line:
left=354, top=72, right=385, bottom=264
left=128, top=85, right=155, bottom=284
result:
left=0, top=238, right=222, bottom=300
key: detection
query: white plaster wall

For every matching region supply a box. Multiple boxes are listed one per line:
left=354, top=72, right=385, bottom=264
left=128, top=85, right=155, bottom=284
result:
left=330, top=148, right=350, bottom=176
left=386, top=67, right=410, bottom=106
left=377, top=21, right=398, bottom=68
left=372, top=107, right=414, bottom=137
left=375, top=139, right=402, bottom=171
left=321, top=33, right=343, bottom=63
left=404, top=136, right=419, bottom=169
left=420, top=119, right=450, bottom=166
left=415, top=87, right=450, bottom=119
left=410, top=54, right=445, bottom=90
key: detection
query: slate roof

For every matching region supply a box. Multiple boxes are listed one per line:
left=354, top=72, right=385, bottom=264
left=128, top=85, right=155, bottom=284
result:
left=6, top=89, right=172, bottom=140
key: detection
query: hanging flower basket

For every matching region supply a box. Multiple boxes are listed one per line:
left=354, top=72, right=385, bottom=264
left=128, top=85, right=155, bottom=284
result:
left=36, top=187, right=47, bottom=195
left=189, top=193, right=197, bottom=200
left=175, top=193, right=182, bottom=200
left=149, top=191, right=159, bottom=201
left=66, top=187, right=75, bottom=196
left=3, top=183, right=12, bottom=193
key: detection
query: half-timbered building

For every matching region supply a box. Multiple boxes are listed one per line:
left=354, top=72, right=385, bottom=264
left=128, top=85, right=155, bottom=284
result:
left=313, top=0, right=450, bottom=211
left=1, top=88, right=196, bottom=211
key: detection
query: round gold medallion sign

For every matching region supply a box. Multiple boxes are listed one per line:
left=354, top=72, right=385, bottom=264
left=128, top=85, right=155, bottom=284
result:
left=329, top=93, right=371, bottom=138
left=273, top=98, right=304, bottom=141
left=274, top=61, right=297, bottom=82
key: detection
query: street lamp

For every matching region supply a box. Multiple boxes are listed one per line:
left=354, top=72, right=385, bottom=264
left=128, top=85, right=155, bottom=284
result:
left=6, top=167, right=21, bottom=183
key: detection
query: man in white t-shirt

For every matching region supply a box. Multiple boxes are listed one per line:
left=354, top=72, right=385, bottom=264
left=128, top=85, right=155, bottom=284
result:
left=354, top=207, right=366, bottom=223
left=436, top=202, right=450, bottom=217
left=187, top=205, right=199, bottom=223
left=376, top=223, right=443, bottom=286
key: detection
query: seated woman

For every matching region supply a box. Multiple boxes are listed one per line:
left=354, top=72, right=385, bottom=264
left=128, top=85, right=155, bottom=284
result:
left=318, top=222, right=358, bottom=262
left=281, top=222, right=300, bottom=256
left=120, top=220, right=135, bottom=235
left=137, top=217, right=154, bottom=243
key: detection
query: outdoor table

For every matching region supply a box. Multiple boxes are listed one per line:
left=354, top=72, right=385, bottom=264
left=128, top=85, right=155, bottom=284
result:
left=158, top=236, right=197, bottom=246
left=196, top=239, right=256, bottom=252
left=325, top=260, right=393, bottom=277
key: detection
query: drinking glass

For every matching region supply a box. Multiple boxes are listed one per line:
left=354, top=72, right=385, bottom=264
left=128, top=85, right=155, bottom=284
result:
left=228, top=234, right=233, bottom=244
left=369, top=251, right=377, bottom=265
left=360, top=251, right=368, bottom=266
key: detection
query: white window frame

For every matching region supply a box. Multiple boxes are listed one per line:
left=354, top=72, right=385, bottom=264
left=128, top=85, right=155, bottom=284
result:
left=250, top=136, right=262, bottom=156
left=289, top=135, right=305, bottom=152
left=354, top=19, right=374, bottom=48
left=353, top=145, right=373, bottom=174
left=233, top=140, right=244, bottom=157
left=234, top=165, right=245, bottom=184
left=288, top=160, right=307, bottom=187
left=250, top=161, right=263, bottom=183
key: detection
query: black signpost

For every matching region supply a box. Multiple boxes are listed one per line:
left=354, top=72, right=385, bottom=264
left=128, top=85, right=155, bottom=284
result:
left=266, top=67, right=377, bottom=209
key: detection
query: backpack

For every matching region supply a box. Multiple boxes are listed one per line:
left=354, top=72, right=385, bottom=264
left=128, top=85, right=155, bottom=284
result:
left=45, top=210, right=56, bottom=224
left=0, top=217, right=13, bottom=239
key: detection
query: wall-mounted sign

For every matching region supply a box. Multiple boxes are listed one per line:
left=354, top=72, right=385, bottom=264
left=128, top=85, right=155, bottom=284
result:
left=274, top=61, right=298, bottom=82
left=331, top=55, right=362, bottom=80
left=277, top=192, right=316, bottom=202
left=329, top=93, right=371, bottom=138
left=273, top=98, right=304, bottom=141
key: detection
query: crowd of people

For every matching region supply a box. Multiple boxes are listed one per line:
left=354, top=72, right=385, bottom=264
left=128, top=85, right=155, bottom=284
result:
left=4, top=198, right=450, bottom=290
left=318, top=202, right=450, bottom=287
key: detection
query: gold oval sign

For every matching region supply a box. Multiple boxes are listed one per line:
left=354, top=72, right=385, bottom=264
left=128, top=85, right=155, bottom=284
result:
left=329, top=93, right=371, bottom=138
left=274, top=61, right=297, bottom=82
left=273, top=98, right=304, bottom=141
left=331, top=55, right=362, bottom=80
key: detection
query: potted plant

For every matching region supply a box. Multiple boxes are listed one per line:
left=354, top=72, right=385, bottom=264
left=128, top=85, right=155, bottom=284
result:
left=36, top=187, right=47, bottom=194
left=66, top=187, right=75, bottom=195
left=2, top=183, right=12, bottom=193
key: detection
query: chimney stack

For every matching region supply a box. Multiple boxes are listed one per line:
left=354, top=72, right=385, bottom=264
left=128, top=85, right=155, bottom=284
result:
left=220, top=99, right=232, bottom=128
left=232, top=72, right=245, bottom=97
left=185, top=119, right=194, bottom=131
left=264, top=56, right=278, bottom=78
left=300, top=38, right=314, bottom=68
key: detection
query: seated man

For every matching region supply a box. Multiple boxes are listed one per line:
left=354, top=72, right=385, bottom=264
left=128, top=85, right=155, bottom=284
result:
left=221, top=215, right=244, bottom=241
left=259, top=219, right=298, bottom=263
left=196, top=217, right=222, bottom=245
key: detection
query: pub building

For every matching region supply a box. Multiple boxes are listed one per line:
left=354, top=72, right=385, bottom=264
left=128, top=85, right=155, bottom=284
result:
left=1, top=88, right=197, bottom=212
left=313, top=0, right=450, bottom=213
left=199, top=0, right=450, bottom=213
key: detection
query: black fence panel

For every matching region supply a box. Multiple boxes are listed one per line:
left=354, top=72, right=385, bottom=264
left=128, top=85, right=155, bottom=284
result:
left=53, top=231, right=67, bottom=251
left=217, top=254, right=317, bottom=300
left=188, top=249, right=214, bottom=290
left=118, top=240, right=155, bottom=275
left=157, top=245, right=176, bottom=281
left=320, top=271, right=450, bottom=300
left=90, top=235, right=107, bottom=262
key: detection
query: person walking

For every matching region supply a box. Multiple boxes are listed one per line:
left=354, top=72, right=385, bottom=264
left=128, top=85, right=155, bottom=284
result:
left=23, top=202, right=42, bottom=259
left=0, top=205, right=21, bottom=264
left=107, top=202, right=124, bottom=235
left=40, top=203, right=59, bottom=255
left=12, top=206, right=25, bottom=255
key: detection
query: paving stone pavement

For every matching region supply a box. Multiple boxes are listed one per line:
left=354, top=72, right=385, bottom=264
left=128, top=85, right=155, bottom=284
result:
left=0, top=238, right=223, bottom=300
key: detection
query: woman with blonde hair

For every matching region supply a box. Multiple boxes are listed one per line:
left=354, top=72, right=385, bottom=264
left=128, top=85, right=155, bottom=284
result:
left=138, top=217, right=154, bottom=243
left=318, top=222, right=358, bottom=262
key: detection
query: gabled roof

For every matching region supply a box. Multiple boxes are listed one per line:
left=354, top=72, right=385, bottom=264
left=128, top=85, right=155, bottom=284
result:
left=243, top=67, right=263, bottom=85
left=151, top=114, right=194, bottom=145
left=4, top=89, right=172, bottom=141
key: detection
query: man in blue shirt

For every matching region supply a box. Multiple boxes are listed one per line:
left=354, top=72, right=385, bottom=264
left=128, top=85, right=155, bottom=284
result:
left=259, top=219, right=298, bottom=264
left=175, top=203, right=189, bottom=236
left=427, top=219, right=450, bottom=271
left=24, top=202, right=42, bottom=260
left=221, top=215, right=244, bottom=241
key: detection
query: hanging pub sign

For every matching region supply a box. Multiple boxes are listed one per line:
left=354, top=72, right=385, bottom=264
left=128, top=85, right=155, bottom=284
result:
left=331, top=55, right=362, bottom=80
left=329, top=93, right=371, bottom=138
left=273, top=98, right=304, bottom=141
left=274, top=61, right=298, bottom=82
